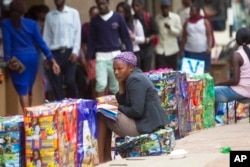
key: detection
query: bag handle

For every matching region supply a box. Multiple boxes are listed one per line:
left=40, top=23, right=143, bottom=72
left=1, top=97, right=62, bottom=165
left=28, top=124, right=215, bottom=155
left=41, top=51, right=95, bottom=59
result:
left=187, top=59, right=200, bottom=73
left=63, top=111, right=72, bottom=142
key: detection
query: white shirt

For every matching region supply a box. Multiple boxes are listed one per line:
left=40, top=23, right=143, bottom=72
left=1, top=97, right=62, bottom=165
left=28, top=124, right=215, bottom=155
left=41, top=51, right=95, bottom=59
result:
left=100, top=10, right=113, bottom=21
left=155, top=12, right=182, bottom=56
left=43, top=5, right=81, bottom=55
left=131, top=19, right=145, bottom=52
left=185, top=19, right=208, bottom=53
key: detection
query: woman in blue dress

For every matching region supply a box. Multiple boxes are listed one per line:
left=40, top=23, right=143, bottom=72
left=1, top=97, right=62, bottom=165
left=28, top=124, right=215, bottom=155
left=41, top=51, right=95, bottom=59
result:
left=1, top=0, right=60, bottom=111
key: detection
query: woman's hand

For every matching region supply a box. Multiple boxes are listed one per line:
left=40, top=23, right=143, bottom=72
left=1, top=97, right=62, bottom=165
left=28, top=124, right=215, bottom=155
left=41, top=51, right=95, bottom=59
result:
left=130, top=33, right=135, bottom=41
left=206, top=46, right=212, bottom=54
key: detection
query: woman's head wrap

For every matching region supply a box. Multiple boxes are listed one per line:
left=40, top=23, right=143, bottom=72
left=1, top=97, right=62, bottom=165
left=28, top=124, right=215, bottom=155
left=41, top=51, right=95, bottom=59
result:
left=114, top=52, right=137, bottom=66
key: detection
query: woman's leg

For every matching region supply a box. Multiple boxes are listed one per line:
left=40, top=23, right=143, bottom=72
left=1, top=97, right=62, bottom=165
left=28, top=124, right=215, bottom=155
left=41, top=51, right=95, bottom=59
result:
left=97, top=114, right=112, bottom=164
left=29, top=94, right=32, bottom=106
left=19, top=95, right=29, bottom=111
left=97, top=112, right=139, bottom=163
left=104, top=128, right=112, bottom=162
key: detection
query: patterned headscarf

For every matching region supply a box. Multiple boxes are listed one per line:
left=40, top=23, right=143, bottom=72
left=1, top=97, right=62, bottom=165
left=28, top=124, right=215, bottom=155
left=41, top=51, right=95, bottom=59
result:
left=114, top=52, right=137, bottom=67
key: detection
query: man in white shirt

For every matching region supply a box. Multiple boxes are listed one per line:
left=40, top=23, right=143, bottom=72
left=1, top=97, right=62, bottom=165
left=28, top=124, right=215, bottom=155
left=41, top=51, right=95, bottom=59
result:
left=43, top=0, right=81, bottom=100
left=155, top=0, right=182, bottom=70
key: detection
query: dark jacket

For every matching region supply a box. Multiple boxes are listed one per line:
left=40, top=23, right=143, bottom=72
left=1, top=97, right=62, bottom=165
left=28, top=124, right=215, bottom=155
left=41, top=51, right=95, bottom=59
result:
left=116, top=68, right=169, bottom=134
left=86, top=12, right=133, bottom=60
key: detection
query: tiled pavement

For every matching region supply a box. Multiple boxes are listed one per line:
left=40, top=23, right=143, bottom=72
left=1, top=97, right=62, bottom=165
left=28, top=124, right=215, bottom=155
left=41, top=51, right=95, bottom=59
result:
left=97, top=118, right=250, bottom=167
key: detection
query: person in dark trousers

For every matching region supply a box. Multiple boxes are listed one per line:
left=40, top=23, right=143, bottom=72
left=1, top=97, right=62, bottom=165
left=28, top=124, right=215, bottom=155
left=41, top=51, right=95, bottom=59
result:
left=87, top=0, right=133, bottom=97
left=132, top=0, right=159, bottom=72
left=43, top=0, right=81, bottom=100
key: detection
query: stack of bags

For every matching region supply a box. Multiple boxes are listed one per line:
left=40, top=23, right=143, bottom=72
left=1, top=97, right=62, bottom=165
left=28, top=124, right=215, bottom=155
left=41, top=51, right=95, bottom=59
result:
left=192, top=74, right=215, bottom=128
left=0, top=116, right=24, bottom=166
left=186, top=78, right=204, bottom=132
left=146, top=69, right=188, bottom=139
left=24, top=99, right=98, bottom=167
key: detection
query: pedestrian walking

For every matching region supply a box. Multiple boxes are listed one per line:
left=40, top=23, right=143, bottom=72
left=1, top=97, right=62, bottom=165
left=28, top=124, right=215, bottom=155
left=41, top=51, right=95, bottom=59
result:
left=86, top=0, right=133, bottom=97
left=43, top=0, right=81, bottom=100
left=1, top=0, right=60, bottom=110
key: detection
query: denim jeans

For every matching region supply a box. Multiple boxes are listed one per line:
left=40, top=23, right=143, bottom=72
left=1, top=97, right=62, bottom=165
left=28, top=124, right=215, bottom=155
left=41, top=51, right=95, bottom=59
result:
left=215, top=86, right=245, bottom=102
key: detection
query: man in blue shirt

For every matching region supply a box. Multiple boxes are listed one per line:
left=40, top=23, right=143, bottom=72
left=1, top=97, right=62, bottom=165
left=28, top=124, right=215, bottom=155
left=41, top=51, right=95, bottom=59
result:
left=87, top=0, right=133, bottom=97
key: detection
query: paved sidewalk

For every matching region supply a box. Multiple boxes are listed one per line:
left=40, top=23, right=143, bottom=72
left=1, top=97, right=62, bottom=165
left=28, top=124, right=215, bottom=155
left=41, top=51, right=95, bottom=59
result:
left=97, top=118, right=250, bottom=167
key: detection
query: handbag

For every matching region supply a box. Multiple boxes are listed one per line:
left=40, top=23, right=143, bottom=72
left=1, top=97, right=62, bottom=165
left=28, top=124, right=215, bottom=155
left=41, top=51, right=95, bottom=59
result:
left=180, top=57, right=205, bottom=75
left=8, top=56, right=26, bottom=73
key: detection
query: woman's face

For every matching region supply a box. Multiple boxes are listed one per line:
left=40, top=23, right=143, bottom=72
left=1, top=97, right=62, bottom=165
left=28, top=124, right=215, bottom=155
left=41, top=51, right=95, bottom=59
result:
left=90, top=8, right=99, bottom=18
left=132, top=1, right=143, bottom=16
left=190, top=6, right=198, bottom=18
left=113, top=61, right=134, bottom=82
left=117, top=6, right=125, bottom=17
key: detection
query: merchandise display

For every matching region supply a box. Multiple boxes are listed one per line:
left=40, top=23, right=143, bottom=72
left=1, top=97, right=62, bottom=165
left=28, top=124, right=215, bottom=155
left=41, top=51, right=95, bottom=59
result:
left=24, top=99, right=99, bottom=167
left=0, top=116, right=24, bottom=166
left=115, top=127, right=175, bottom=158
left=146, top=69, right=188, bottom=139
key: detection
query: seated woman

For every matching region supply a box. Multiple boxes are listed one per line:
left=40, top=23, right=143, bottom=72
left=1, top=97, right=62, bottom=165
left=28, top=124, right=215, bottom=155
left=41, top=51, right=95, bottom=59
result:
left=215, top=27, right=250, bottom=103
left=97, top=51, right=169, bottom=163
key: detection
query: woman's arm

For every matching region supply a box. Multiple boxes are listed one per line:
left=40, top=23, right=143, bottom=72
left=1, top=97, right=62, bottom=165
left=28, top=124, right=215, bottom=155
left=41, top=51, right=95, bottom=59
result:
left=204, top=19, right=212, bottom=53
left=32, top=22, right=60, bottom=75
left=133, top=20, right=145, bottom=44
left=215, top=52, right=242, bottom=86
left=118, top=77, right=147, bottom=119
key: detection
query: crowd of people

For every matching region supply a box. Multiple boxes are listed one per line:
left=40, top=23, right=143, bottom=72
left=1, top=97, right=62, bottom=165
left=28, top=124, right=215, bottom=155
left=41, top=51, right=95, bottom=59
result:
left=1, top=0, right=249, bottom=112
left=2, top=0, right=217, bottom=107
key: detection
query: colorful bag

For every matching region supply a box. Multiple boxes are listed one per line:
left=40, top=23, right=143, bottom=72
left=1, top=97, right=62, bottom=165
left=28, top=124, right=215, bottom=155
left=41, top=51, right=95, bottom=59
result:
left=24, top=102, right=77, bottom=167
left=115, top=127, right=175, bottom=158
left=181, top=57, right=205, bottom=75
left=75, top=99, right=99, bottom=167
left=0, top=116, right=25, bottom=167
